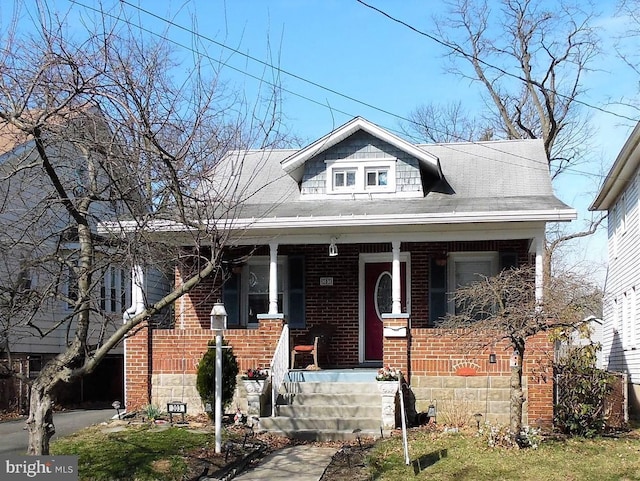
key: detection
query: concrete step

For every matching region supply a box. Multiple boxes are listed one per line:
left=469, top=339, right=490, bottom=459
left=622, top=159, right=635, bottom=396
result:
left=276, top=404, right=381, bottom=418
left=279, top=392, right=380, bottom=406
left=260, top=370, right=386, bottom=442
left=259, top=416, right=381, bottom=433
left=257, top=428, right=383, bottom=442
left=281, top=381, right=380, bottom=394
left=286, top=369, right=378, bottom=383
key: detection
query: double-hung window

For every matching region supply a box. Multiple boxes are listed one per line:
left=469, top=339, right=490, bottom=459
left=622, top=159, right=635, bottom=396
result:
left=333, top=169, right=357, bottom=190
left=366, top=168, right=388, bottom=188
left=447, top=252, right=499, bottom=315
left=99, top=266, right=130, bottom=313
left=223, top=256, right=305, bottom=328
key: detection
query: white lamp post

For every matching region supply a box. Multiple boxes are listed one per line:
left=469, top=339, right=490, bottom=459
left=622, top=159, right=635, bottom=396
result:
left=210, top=301, right=227, bottom=454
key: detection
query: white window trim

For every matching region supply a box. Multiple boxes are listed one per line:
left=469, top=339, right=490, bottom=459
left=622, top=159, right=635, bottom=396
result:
left=447, top=251, right=499, bottom=314
left=325, top=158, right=397, bottom=195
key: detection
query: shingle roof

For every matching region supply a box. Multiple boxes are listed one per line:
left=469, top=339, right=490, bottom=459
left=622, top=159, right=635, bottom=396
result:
left=203, top=133, right=572, bottom=223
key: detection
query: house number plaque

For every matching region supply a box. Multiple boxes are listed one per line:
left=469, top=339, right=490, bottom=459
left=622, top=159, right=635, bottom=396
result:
left=319, top=277, right=334, bottom=286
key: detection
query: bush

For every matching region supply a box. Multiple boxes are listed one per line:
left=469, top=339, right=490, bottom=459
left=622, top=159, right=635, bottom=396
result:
left=554, top=344, right=616, bottom=437
left=196, top=339, right=239, bottom=417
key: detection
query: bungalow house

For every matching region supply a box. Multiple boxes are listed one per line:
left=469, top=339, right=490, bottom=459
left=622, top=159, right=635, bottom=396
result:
left=121, top=117, right=575, bottom=432
left=591, top=122, right=640, bottom=417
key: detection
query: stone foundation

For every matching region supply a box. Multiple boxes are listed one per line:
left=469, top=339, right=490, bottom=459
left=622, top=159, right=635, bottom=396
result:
left=149, top=373, right=261, bottom=417
left=411, top=374, right=529, bottom=427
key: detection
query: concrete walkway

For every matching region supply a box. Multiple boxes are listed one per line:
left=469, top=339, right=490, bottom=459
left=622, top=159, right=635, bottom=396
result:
left=233, top=445, right=336, bottom=481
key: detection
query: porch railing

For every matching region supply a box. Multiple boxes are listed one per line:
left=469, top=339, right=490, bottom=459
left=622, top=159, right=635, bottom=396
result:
left=270, top=322, right=289, bottom=417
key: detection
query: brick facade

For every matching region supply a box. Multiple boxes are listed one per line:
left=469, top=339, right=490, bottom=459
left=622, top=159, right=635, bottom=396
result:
left=124, top=238, right=554, bottom=424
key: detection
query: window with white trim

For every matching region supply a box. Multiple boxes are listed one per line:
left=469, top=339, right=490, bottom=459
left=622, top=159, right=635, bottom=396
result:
left=333, top=169, right=357, bottom=190
left=223, top=256, right=303, bottom=328
left=365, top=168, right=389, bottom=188
left=447, top=252, right=499, bottom=315
left=326, top=159, right=396, bottom=194
left=99, top=266, right=130, bottom=313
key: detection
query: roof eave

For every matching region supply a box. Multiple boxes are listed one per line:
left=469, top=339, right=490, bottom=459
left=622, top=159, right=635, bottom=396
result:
left=591, top=122, right=640, bottom=211
left=100, top=208, right=576, bottom=235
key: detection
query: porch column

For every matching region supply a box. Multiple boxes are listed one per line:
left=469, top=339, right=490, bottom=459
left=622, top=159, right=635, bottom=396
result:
left=534, top=235, right=544, bottom=305
left=391, top=240, right=402, bottom=314
left=268, top=242, right=279, bottom=314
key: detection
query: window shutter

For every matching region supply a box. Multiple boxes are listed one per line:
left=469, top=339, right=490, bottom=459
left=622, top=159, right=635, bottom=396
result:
left=223, top=272, right=240, bottom=327
left=499, top=252, right=518, bottom=271
left=288, top=256, right=305, bottom=328
left=429, top=257, right=447, bottom=325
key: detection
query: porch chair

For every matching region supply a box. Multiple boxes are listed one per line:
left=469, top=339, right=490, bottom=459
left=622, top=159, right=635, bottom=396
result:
left=290, top=324, right=335, bottom=369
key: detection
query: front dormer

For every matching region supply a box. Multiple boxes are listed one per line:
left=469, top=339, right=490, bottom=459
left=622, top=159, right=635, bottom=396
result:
left=281, top=117, right=443, bottom=200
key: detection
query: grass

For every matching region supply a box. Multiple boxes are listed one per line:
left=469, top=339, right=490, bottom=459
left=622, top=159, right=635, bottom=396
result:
left=51, top=421, right=640, bottom=481
left=367, top=428, right=640, bottom=480
left=51, top=424, right=222, bottom=481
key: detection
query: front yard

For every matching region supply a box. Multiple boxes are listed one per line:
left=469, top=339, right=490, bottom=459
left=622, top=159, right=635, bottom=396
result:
left=50, top=418, right=640, bottom=481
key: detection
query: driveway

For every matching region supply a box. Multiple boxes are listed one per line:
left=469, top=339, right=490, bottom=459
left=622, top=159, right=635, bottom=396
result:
left=0, top=408, right=115, bottom=456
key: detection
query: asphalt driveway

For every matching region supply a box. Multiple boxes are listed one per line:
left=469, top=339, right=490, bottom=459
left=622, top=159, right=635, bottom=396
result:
left=0, top=408, right=115, bottom=456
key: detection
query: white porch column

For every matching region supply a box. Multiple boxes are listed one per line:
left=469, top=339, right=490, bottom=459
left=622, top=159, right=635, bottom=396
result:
left=535, top=235, right=544, bottom=305
left=392, top=240, right=402, bottom=314
left=268, top=242, right=279, bottom=315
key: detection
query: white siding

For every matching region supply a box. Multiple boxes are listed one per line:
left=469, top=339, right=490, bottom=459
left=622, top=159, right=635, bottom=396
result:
left=603, top=167, right=640, bottom=382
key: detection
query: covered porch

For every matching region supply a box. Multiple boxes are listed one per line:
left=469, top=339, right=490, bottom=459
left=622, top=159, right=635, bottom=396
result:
left=124, top=231, right=554, bottom=429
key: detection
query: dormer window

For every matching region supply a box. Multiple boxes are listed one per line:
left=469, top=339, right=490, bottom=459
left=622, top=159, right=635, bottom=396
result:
left=366, top=168, right=388, bottom=188
left=334, top=169, right=357, bottom=189
left=326, top=158, right=396, bottom=195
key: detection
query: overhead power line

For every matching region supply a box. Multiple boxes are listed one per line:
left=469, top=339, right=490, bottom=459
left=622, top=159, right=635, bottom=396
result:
left=355, top=0, right=639, bottom=124
left=63, top=0, right=622, bottom=181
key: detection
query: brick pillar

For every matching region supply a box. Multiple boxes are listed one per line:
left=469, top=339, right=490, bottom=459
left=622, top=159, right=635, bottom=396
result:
left=524, top=332, right=554, bottom=427
left=382, top=314, right=410, bottom=381
left=124, top=320, right=151, bottom=411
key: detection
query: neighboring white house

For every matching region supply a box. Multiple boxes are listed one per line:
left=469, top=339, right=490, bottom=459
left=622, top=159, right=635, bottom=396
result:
left=591, top=122, right=640, bottom=416
left=0, top=112, right=167, bottom=409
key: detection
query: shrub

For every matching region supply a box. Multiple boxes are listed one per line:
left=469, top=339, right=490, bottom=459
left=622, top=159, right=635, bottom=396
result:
left=196, top=339, right=239, bottom=417
left=477, top=423, right=541, bottom=449
left=554, top=344, right=616, bottom=437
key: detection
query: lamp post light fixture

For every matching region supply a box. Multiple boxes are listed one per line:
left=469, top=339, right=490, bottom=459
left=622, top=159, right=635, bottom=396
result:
left=210, top=301, right=227, bottom=454
left=473, top=412, right=483, bottom=430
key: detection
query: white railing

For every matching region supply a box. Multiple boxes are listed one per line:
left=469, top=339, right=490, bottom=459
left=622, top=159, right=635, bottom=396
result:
left=269, top=323, right=289, bottom=417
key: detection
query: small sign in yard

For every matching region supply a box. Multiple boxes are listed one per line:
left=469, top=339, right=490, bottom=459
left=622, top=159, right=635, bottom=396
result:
left=167, top=402, right=187, bottom=423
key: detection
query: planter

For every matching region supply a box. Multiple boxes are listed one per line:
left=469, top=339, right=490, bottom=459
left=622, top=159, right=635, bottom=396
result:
left=377, top=380, right=399, bottom=429
left=242, top=379, right=269, bottom=416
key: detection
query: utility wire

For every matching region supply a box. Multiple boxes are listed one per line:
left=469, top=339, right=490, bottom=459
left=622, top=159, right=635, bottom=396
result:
left=64, top=0, right=622, bottom=181
left=355, top=0, right=639, bottom=124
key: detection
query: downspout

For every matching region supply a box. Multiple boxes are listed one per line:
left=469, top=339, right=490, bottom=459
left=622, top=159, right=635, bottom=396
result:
left=123, top=265, right=145, bottom=321
left=123, top=265, right=145, bottom=411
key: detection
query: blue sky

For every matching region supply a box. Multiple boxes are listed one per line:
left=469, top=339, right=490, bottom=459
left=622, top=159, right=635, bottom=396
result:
left=8, top=0, right=640, bottom=285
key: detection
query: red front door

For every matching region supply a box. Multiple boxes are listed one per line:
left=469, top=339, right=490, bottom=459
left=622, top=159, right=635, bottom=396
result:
left=364, top=262, right=407, bottom=362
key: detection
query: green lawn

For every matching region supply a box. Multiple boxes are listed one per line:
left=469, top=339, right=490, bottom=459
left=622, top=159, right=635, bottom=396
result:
left=368, top=429, right=640, bottom=480
left=51, top=424, right=223, bottom=481
left=51, top=422, right=640, bottom=481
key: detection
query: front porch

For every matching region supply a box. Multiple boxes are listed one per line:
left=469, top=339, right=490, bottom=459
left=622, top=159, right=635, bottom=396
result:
left=124, top=312, right=554, bottom=435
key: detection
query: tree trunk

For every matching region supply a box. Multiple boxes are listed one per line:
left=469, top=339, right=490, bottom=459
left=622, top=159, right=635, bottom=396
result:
left=26, top=382, right=56, bottom=455
left=509, top=348, right=525, bottom=437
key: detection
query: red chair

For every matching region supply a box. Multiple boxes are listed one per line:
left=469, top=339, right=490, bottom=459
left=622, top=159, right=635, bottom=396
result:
left=291, top=335, right=319, bottom=369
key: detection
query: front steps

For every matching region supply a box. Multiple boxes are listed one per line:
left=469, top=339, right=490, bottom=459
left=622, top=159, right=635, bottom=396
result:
left=258, top=369, right=384, bottom=441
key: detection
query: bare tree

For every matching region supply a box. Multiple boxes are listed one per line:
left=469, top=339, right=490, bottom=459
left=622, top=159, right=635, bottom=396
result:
left=439, top=266, right=602, bottom=437
left=402, top=100, right=494, bottom=143
left=0, top=2, right=282, bottom=454
left=427, top=0, right=599, bottom=178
